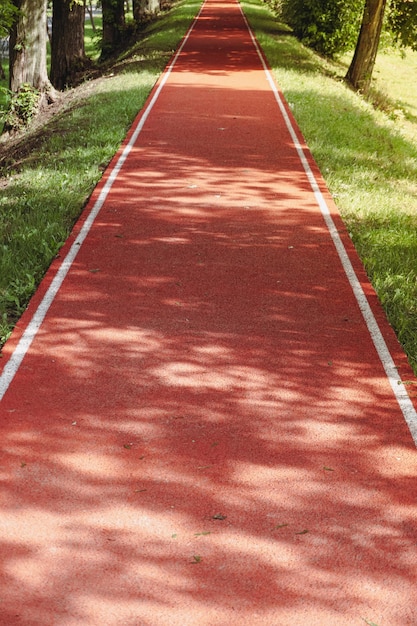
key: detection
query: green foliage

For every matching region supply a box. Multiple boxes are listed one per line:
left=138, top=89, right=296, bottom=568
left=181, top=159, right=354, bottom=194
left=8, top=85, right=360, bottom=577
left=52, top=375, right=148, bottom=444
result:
left=3, top=84, right=40, bottom=131
left=0, top=0, right=18, bottom=37
left=273, top=0, right=363, bottom=57
left=388, top=0, right=417, bottom=50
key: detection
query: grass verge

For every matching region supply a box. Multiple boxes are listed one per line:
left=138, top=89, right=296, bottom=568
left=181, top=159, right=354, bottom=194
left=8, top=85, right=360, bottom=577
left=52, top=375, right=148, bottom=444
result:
left=0, top=0, right=202, bottom=345
left=242, top=0, right=417, bottom=373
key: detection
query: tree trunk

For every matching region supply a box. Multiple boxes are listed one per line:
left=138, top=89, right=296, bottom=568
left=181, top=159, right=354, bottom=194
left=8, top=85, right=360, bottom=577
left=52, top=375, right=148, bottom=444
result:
left=85, top=0, right=96, bottom=32
left=9, top=0, right=54, bottom=98
left=345, top=0, right=387, bottom=93
left=101, top=0, right=125, bottom=59
left=50, top=0, right=86, bottom=90
left=133, top=0, right=140, bottom=20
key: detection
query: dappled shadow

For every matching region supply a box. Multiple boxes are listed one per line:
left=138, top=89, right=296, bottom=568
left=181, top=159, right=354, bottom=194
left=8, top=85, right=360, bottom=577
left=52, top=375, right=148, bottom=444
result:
left=277, top=82, right=417, bottom=372
left=1, top=0, right=417, bottom=623
left=2, top=145, right=417, bottom=624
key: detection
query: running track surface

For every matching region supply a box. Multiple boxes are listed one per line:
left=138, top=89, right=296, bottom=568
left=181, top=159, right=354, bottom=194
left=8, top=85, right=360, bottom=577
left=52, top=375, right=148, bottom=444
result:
left=1, top=0, right=417, bottom=624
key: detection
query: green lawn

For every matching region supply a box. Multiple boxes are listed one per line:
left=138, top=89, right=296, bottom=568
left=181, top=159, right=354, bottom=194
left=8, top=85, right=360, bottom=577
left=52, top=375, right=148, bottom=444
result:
left=373, top=47, right=417, bottom=136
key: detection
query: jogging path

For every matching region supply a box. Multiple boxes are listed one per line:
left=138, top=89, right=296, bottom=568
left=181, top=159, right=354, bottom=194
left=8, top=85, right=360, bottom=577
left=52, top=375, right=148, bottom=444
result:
left=1, top=0, right=417, bottom=624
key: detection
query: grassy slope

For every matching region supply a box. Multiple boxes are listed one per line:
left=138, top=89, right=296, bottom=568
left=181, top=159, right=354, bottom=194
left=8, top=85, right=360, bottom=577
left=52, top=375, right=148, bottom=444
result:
left=242, top=0, right=417, bottom=372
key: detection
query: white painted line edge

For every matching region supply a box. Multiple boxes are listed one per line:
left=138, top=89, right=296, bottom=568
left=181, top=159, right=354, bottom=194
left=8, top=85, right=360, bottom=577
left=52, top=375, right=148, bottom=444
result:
left=239, top=3, right=417, bottom=446
left=0, top=1, right=206, bottom=403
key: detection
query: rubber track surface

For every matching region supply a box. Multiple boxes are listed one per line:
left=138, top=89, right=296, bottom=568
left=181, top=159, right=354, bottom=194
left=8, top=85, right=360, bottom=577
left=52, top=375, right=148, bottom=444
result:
left=1, top=0, right=417, bottom=623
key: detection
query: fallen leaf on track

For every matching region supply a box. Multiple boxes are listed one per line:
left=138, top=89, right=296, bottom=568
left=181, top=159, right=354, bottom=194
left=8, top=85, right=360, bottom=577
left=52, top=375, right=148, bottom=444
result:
left=191, top=555, right=203, bottom=563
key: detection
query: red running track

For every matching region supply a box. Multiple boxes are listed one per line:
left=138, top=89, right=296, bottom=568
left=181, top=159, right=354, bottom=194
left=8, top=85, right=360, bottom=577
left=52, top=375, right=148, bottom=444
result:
left=1, top=0, right=417, bottom=623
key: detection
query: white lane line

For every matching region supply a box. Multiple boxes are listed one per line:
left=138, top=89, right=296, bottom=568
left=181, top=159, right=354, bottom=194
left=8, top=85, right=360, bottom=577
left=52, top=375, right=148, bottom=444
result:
left=0, top=1, right=206, bottom=403
left=239, top=2, right=417, bottom=446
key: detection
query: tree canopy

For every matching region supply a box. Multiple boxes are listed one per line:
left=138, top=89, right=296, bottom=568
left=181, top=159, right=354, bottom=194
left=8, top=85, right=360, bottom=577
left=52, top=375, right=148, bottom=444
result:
left=278, top=0, right=364, bottom=57
left=0, top=0, right=18, bottom=37
left=388, top=0, right=417, bottom=49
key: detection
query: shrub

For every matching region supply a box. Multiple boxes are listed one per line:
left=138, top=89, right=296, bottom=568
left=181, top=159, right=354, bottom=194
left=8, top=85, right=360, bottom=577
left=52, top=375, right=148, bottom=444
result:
left=3, top=84, right=40, bottom=131
left=275, top=0, right=363, bottom=58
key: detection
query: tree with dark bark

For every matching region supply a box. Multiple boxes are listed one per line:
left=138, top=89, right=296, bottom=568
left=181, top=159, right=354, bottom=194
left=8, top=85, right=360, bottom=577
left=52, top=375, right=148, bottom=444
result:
left=5, top=0, right=56, bottom=131
left=101, top=0, right=125, bottom=59
left=345, top=0, right=388, bottom=93
left=50, top=0, right=86, bottom=90
left=9, top=0, right=55, bottom=97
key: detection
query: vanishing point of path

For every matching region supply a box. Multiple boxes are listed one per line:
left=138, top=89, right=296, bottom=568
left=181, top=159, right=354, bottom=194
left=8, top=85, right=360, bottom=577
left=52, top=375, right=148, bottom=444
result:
left=1, top=0, right=417, bottom=623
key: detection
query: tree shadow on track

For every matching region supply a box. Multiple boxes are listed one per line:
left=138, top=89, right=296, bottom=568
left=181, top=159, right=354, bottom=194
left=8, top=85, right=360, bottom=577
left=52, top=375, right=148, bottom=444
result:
left=1, top=8, right=417, bottom=616
left=1, top=142, right=417, bottom=625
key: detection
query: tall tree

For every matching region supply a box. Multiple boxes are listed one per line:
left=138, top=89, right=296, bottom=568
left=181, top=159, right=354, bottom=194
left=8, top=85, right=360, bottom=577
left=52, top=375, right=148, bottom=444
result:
left=101, top=0, right=125, bottom=59
left=9, top=0, right=54, bottom=99
left=50, top=0, right=86, bottom=90
left=345, top=0, right=388, bottom=93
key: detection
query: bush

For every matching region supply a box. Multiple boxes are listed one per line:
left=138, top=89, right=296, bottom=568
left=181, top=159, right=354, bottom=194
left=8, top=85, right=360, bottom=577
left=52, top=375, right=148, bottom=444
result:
left=275, top=0, right=363, bottom=58
left=3, top=84, right=40, bottom=131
